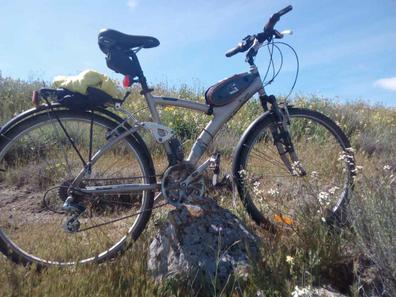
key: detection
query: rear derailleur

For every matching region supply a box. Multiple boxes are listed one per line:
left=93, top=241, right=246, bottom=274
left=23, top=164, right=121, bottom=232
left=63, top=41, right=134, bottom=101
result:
left=62, top=194, right=86, bottom=233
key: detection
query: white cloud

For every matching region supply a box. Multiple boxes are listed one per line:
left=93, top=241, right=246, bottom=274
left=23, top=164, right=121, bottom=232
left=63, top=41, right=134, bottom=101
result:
left=127, top=0, right=138, bottom=9
left=374, top=77, right=396, bottom=91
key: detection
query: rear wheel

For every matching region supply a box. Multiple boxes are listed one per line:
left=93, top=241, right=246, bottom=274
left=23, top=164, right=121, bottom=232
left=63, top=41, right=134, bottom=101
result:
left=0, top=110, right=156, bottom=266
left=233, top=108, right=355, bottom=231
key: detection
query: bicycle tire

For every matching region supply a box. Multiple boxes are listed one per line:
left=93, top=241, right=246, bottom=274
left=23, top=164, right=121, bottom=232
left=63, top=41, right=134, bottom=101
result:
left=0, top=110, right=156, bottom=266
left=233, top=107, right=355, bottom=232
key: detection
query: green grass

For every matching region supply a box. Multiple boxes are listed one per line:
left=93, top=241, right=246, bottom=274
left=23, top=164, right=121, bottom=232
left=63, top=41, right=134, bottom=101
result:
left=0, top=73, right=395, bottom=296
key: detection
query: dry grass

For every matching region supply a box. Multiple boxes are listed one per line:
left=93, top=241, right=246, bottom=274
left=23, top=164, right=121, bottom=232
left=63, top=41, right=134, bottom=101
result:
left=0, top=74, right=395, bottom=296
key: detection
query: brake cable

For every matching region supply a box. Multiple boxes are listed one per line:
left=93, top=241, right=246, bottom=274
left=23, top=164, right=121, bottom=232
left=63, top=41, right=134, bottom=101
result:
left=273, top=41, right=300, bottom=101
left=267, top=43, right=284, bottom=84
left=261, top=41, right=274, bottom=84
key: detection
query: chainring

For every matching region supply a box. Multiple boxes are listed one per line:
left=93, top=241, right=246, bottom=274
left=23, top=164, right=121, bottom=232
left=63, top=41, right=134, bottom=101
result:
left=161, top=162, right=205, bottom=207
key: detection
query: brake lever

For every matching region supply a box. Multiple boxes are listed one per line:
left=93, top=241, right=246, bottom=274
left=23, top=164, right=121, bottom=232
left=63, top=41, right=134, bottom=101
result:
left=241, top=35, right=255, bottom=50
left=273, top=30, right=283, bottom=39
left=272, top=29, right=294, bottom=40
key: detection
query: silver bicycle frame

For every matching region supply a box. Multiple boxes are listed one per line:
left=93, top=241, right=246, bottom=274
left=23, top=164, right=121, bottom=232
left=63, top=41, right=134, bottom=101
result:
left=76, top=67, right=265, bottom=195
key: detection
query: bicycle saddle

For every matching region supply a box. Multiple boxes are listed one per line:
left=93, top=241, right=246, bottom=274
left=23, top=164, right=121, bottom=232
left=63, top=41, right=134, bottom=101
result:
left=98, top=29, right=160, bottom=54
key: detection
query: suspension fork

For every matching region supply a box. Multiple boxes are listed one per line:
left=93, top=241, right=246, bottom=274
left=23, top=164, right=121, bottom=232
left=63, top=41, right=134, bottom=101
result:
left=259, top=94, right=306, bottom=176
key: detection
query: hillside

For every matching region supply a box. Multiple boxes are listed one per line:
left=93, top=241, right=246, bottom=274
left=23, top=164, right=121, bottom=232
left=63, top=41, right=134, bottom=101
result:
left=0, top=74, right=395, bottom=297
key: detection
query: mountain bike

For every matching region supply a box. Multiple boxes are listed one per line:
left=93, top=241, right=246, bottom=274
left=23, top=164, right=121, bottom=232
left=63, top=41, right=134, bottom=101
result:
left=0, top=5, right=355, bottom=266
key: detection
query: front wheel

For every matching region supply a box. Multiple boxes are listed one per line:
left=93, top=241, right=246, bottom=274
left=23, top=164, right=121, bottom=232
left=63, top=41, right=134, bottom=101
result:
left=0, top=110, right=156, bottom=266
left=233, top=107, right=355, bottom=231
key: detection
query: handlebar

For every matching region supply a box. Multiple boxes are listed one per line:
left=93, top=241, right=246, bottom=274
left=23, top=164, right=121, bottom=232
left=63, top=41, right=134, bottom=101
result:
left=277, top=5, right=293, bottom=17
left=225, top=35, right=255, bottom=57
left=225, top=46, right=242, bottom=58
left=225, top=5, right=293, bottom=59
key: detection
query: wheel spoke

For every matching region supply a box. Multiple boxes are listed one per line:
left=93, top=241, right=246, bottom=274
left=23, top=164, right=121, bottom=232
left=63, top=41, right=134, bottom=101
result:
left=0, top=111, right=153, bottom=265
left=235, top=108, right=353, bottom=230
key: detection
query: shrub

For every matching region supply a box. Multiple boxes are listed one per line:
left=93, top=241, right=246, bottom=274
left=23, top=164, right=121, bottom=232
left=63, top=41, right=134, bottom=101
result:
left=350, top=166, right=396, bottom=296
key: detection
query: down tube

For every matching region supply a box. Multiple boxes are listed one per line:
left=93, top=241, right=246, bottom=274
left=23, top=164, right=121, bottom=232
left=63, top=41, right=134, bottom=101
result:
left=187, top=77, right=262, bottom=165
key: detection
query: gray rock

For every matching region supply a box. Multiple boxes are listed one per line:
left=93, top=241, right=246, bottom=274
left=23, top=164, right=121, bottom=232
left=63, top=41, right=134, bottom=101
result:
left=148, top=196, right=260, bottom=295
left=291, top=286, right=348, bottom=297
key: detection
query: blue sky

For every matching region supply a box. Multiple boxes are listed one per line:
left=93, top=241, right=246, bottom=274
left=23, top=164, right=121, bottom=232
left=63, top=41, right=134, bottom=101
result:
left=0, top=0, right=395, bottom=106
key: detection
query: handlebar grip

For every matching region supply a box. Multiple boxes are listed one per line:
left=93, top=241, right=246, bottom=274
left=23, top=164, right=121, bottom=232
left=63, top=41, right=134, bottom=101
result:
left=225, top=46, right=242, bottom=57
left=277, top=5, right=293, bottom=17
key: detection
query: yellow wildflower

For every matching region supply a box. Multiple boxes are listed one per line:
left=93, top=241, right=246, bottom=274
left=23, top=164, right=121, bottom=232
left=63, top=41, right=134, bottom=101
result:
left=164, top=106, right=176, bottom=112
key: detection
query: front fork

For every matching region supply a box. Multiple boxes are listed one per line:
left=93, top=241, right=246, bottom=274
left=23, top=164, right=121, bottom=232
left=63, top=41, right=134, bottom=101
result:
left=259, top=93, right=306, bottom=177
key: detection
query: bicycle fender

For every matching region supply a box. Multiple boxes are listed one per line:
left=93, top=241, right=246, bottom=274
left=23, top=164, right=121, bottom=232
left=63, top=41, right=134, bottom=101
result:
left=0, top=104, right=112, bottom=135
left=0, top=106, right=48, bottom=136
left=0, top=105, right=154, bottom=171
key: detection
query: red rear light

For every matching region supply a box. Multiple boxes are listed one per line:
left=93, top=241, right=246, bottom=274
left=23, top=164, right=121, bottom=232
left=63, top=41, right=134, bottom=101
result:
left=123, top=75, right=132, bottom=88
left=32, top=91, right=40, bottom=107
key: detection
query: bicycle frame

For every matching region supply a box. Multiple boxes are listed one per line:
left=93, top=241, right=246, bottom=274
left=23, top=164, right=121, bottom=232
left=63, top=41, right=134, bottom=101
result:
left=149, top=77, right=263, bottom=164
left=73, top=66, right=265, bottom=195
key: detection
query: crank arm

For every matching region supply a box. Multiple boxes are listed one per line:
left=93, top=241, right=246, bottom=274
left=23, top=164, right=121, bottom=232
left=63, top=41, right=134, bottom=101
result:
left=154, top=192, right=163, bottom=204
left=181, top=158, right=211, bottom=187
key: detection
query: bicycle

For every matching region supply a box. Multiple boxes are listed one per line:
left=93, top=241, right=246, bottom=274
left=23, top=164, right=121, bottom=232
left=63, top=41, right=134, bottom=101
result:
left=0, top=5, right=355, bottom=267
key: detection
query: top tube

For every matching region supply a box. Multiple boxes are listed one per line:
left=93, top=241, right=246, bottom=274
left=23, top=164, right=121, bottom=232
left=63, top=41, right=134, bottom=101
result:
left=150, top=95, right=211, bottom=114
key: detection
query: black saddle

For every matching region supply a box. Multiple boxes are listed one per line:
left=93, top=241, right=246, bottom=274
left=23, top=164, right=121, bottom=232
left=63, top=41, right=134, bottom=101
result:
left=98, top=29, right=160, bottom=54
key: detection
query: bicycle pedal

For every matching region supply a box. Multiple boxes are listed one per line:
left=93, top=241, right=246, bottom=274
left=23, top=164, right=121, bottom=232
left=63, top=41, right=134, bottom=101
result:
left=209, top=152, right=220, bottom=170
left=213, top=174, right=232, bottom=189
left=212, top=174, right=219, bottom=186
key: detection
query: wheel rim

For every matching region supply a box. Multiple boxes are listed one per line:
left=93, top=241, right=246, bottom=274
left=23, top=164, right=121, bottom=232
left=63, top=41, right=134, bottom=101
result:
left=239, top=111, right=353, bottom=229
left=0, top=113, right=150, bottom=265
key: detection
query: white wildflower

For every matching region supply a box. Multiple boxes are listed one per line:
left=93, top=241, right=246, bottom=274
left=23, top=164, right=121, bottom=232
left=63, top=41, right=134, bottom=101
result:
left=383, top=164, right=391, bottom=171
left=286, top=255, right=294, bottom=265
left=328, top=186, right=339, bottom=195
left=292, top=286, right=311, bottom=297
left=338, top=150, right=355, bottom=163
left=338, top=152, right=347, bottom=161
left=291, top=161, right=304, bottom=176
left=238, top=169, right=247, bottom=177
left=253, top=181, right=264, bottom=195
left=318, top=191, right=330, bottom=206
left=351, top=165, right=363, bottom=174
left=345, top=147, right=355, bottom=153
left=267, top=188, right=279, bottom=196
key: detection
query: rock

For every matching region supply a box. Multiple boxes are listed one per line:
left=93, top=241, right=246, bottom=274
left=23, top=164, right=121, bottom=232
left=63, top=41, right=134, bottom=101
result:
left=184, top=204, right=204, bottom=218
left=148, top=196, right=260, bottom=295
left=291, top=286, right=348, bottom=297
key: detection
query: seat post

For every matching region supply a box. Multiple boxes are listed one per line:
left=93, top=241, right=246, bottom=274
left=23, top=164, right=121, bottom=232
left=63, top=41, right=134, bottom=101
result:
left=129, top=51, right=152, bottom=94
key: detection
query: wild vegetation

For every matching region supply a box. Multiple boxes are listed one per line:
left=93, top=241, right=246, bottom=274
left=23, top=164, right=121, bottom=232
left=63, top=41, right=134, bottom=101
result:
left=0, top=72, right=395, bottom=296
